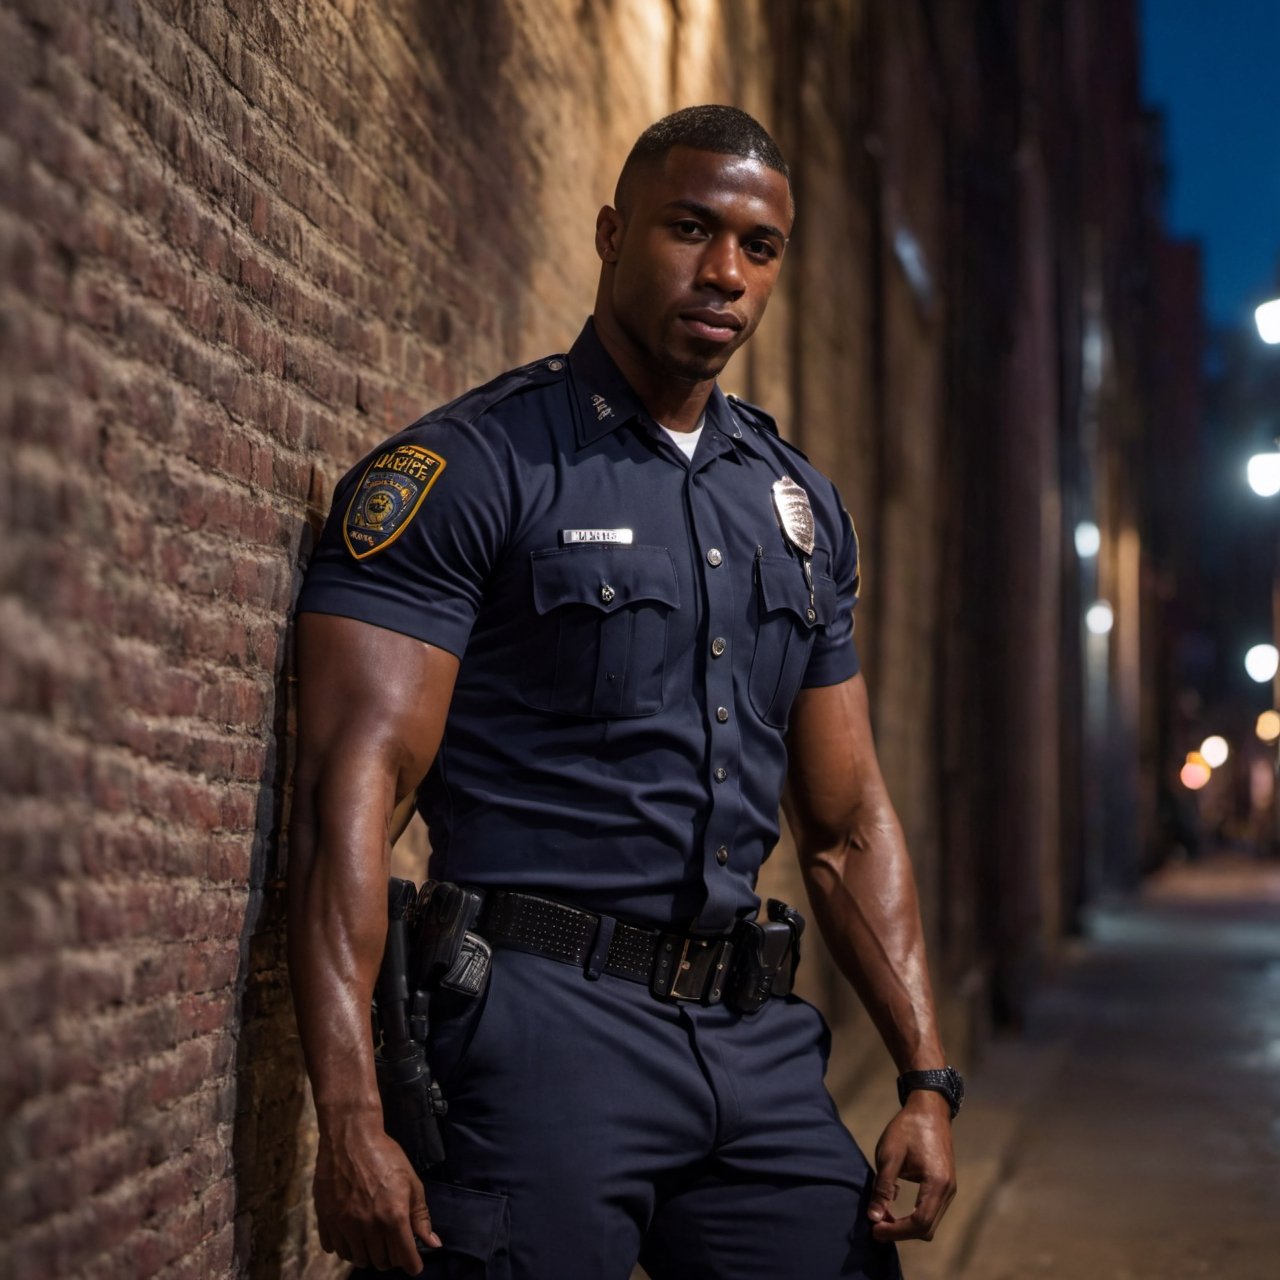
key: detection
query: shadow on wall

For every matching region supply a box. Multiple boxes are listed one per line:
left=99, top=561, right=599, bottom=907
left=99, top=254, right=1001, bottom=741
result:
left=229, top=595, right=307, bottom=1276
left=227, top=466, right=346, bottom=1276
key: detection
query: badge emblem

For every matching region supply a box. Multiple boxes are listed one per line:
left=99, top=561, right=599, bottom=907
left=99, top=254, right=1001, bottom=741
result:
left=343, top=444, right=446, bottom=560
left=771, top=476, right=815, bottom=557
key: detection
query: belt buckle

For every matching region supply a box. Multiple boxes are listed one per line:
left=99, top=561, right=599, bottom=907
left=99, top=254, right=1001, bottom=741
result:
left=654, top=933, right=733, bottom=1004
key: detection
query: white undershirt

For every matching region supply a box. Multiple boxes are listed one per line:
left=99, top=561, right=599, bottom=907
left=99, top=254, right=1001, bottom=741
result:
left=659, top=415, right=705, bottom=460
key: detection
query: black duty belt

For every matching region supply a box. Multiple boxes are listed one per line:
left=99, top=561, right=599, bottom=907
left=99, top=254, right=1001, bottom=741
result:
left=478, top=889, right=803, bottom=1010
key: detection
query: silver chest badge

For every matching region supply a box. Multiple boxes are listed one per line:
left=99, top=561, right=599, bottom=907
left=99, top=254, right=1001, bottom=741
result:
left=772, top=476, right=819, bottom=623
left=772, top=476, right=815, bottom=556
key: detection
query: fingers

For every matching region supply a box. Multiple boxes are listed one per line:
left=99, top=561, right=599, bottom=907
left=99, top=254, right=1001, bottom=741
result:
left=870, top=1175, right=957, bottom=1243
left=867, top=1146, right=904, bottom=1226
left=409, top=1185, right=443, bottom=1250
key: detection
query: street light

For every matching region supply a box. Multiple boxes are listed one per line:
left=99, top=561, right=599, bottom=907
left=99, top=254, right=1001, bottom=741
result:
left=1257, top=298, right=1280, bottom=345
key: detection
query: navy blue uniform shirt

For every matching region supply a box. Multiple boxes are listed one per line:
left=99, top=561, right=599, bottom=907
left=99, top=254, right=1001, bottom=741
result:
left=297, top=320, right=860, bottom=931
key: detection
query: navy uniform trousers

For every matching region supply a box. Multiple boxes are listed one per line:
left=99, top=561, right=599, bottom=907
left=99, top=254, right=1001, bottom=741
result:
left=355, top=947, right=902, bottom=1280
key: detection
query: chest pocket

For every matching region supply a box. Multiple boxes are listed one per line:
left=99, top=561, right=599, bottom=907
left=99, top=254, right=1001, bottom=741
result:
left=749, top=552, right=836, bottom=728
left=528, top=545, right=679, bottom=718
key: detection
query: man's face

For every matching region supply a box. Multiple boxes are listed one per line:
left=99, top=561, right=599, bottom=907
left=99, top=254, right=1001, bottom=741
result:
left=596, top=146, right=792, bottom=385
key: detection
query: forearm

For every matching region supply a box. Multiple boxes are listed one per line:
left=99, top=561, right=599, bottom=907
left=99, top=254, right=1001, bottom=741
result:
left=800, top=804, right=945, bottom=1072
left=287, top=762, right=398, bottom=1126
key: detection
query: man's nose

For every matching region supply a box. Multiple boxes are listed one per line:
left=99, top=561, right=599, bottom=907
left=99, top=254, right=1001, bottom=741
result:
left=696, top=235, right=746, bottom=296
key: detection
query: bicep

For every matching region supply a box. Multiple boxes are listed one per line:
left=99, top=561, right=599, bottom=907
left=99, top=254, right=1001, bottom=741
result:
left=294, top=612, right=460, bottom=804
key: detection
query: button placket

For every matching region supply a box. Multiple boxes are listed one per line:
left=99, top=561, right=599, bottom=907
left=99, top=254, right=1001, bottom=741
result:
left=684, top=457, right=742, bottom=931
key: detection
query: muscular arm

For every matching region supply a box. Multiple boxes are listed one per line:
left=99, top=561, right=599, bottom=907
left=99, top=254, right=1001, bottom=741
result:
left=784, top=673, right=956, bottom=1242
left=287, top=613, right=460, bottom=1273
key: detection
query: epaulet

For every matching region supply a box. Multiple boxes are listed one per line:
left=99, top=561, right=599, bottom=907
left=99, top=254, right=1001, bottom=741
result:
left=430, top=354, right=569, bottom=424
left=725, top=392, right=779, bottom=436
left=725, top=392, right=811, bottom=460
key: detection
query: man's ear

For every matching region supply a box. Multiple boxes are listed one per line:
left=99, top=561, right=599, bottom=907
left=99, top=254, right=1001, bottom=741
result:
left=595, top=205, right=623, bottom=263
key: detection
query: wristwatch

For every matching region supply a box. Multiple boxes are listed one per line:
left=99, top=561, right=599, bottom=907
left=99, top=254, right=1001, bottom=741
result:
left=896, top=1066, right=964, bottom=1119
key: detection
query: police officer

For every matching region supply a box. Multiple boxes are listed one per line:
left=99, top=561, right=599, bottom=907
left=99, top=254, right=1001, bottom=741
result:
left=288, top=105, right=958, bottom=1279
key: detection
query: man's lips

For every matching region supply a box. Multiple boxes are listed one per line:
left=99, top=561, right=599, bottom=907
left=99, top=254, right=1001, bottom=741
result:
left=679, top=309, right=744, bottom=341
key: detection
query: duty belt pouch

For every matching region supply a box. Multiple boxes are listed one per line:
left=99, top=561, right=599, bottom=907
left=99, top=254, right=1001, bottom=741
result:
left=411, top=881, right=492, bottom=998
left=725, top=919, right=795, bottom=1013
left=766, top=898, right=805, bottom=997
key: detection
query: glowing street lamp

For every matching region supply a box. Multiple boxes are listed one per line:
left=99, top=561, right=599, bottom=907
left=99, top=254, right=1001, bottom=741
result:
left=1257, top=298, right=1280, bottom=345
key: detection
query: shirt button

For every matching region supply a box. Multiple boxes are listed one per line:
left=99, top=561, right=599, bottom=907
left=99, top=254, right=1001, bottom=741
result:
left=710, top=637, right=726, bottom=657
left=806, top=607, right=816, bottom=622
left=547, top=359, right=564, bottom=372
left=714, top=767, right=728, bottom=782
left=706, top=547, right=723, bottom=566
left=600, top=583, right=615, bottom=603
left=715, top=845, right=729, bottom=866
left=716, top=706, right=729, bottom=723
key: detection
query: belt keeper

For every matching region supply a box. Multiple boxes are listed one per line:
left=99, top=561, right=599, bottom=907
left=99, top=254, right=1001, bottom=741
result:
left=583, top=912, right=617, bottom=981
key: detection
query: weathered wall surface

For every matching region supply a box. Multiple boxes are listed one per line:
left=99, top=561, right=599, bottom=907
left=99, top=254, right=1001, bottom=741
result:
left=0, top=1, right=1169, bottom=1276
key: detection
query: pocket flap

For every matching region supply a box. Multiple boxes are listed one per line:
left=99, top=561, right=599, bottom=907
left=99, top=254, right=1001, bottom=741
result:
left=530, top=545, right=680, bottom=615
left=756, top=555, right=835, bottom=628
left=422, top=1181, right=509, bottom=1261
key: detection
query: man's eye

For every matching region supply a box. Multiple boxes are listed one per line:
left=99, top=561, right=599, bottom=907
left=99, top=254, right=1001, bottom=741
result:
left=746, top=240, right=778, bottom=260
left=674, top=220, right=703, bottom=236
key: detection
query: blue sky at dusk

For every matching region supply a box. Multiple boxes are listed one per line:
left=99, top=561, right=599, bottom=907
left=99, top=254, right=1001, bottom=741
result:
left=1141, top=0, right=1280, bottom=329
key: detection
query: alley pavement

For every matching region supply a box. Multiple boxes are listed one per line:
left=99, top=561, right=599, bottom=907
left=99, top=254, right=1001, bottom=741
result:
left=900, top=852, right=1280, bottom=1280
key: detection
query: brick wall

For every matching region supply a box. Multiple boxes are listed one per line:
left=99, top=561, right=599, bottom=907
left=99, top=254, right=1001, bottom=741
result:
left=1, top=1, right=1166, bottom=1275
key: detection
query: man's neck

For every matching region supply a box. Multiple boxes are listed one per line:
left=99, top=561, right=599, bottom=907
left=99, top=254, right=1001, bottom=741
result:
left=591, top=313, right=714, bottom=433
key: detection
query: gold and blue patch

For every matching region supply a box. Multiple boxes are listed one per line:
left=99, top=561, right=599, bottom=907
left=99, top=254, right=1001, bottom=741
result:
left=343, top=443, right=446, bottom=560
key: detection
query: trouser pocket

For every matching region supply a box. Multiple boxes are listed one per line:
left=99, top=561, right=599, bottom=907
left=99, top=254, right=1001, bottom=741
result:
left=419, top=1182, right=511, bottom=1279
left=349, top=1183, right=511, bottom=1280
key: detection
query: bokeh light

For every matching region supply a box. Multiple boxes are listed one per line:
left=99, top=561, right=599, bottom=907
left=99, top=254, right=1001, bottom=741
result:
left=1074, top=521, right=1101, bottom=558
left=1247, top=453, right=1280, bottom=497
left=1199, top=735, right=1229, bottom=767
left=1244, top=644, right=1279, bottom=683
left=1256, top=298, right=1280, bottom=345
left=1256, top=710, right=1280, bottom=743
left=1085, top=601, right=1114, bottom=635
left=1180, top=758, right=1211, bottom=790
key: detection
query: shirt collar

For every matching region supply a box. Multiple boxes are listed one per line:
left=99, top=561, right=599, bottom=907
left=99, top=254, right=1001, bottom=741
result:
left=566, top=318, right=755, bottom=460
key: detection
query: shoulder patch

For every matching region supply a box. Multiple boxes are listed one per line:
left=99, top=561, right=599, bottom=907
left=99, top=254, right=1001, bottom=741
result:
left=343, top=444, right=446, bottom=560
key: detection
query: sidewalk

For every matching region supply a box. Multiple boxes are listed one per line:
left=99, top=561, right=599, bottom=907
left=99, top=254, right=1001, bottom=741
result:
left=897, top=853, right=1280, bottom=1280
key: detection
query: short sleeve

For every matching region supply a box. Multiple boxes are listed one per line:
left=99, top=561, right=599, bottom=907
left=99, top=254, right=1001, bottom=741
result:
left=800, top=499, right=861, bottom=687
left=296, top=417, right=510, bottom=658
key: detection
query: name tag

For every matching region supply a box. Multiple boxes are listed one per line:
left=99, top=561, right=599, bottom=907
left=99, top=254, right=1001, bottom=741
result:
left=560, top=528, right=634, bottom=545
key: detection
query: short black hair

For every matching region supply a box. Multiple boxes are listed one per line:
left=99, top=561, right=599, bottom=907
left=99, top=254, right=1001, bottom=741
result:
left=615, top=105, right=791, bottom=208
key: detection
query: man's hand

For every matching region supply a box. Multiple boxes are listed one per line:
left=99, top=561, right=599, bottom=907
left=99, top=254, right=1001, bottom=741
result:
left=314, top=1115, right=441, bottom=1273
left=868, top=1090, right=957, bottom=1242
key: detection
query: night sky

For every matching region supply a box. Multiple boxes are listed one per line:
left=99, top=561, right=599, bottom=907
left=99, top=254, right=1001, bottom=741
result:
left=1141, top=0, right=1280, bottom=329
